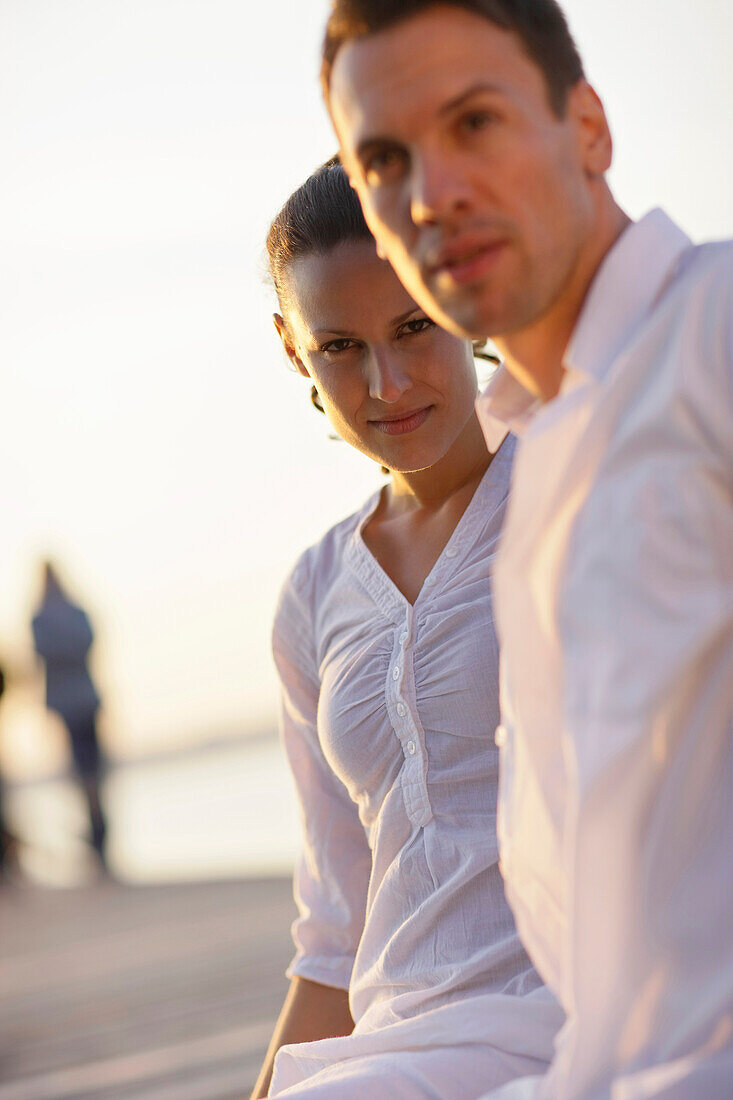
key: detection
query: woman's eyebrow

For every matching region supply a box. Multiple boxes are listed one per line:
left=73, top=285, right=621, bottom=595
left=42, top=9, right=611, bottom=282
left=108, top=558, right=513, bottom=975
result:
left=311, top=308, right=419, bottom=339
left=312, top=326, right=357, bottom=338
left=390, top=306, right=421, bottom=327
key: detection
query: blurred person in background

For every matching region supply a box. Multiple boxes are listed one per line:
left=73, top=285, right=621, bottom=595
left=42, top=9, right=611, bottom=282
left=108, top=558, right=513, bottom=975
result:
left=0, top=662, right=12, bottom=877
left=31, top=561, right=108, bottom=871
left=251, top=160, right=562, bottom=1100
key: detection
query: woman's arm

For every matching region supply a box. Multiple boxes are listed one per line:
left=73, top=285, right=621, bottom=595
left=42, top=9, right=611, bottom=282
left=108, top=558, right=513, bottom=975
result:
left=250, top=976, right=353, bottom=1099
left=257, top=558, right=369, bottom=1097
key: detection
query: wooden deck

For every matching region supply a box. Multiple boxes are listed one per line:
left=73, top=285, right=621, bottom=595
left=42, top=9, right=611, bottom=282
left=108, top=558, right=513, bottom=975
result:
left=0, top=877, right=296, bottom=1100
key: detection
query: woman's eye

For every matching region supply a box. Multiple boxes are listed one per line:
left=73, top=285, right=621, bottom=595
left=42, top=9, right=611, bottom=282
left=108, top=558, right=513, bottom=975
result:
left=321, top=338, right=356, bottom=354
left=397, top=317, right=436, bottom=338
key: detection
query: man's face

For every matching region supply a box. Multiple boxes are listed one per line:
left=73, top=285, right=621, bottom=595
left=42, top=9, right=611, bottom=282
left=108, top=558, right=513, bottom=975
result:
left=329, top=4, right=601, bottom=340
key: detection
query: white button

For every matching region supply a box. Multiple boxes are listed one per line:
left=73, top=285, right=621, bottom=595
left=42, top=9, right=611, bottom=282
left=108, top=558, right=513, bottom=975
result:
left=392, top=666, right=400, bottom=680
left=424, top=575, right=434, bottom=585
left=494, top=724, right=507, bottom=748
left=396, top=702, right=407, bottom=717
left=445, top=547, right=458, bottom=558
left=399, top=632, right=408, bottom=644
left=406, top=740, right=416, bottom=755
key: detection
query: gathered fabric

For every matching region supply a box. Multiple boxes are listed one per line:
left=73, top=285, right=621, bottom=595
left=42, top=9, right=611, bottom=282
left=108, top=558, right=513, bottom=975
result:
left=269, top=436, right=563, bottom=1098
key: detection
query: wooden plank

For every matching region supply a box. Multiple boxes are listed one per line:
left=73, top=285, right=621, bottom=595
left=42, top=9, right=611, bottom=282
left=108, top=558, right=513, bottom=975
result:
left=0, top=878, right=296, bottom=1098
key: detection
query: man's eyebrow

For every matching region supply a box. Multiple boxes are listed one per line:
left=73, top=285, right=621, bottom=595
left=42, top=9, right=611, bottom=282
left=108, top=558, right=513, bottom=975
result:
left=354, top=82, right=505, bottom=160
left=438, top=81, right=505, bottom=116
left=355, top=134, right=405, bottom=163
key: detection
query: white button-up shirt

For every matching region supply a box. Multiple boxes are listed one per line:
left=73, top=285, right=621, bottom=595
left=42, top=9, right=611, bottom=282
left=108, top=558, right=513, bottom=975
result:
left=270, top=440, right=564, bottom=1097
left=477, top=210, right=733, bottom=1099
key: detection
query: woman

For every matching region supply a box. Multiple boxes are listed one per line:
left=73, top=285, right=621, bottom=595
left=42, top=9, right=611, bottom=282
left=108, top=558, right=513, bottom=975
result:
left=253, top=161, right=562, bottom=1099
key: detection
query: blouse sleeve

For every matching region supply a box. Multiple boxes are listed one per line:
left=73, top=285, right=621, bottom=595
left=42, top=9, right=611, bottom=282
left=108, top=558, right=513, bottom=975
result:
left=272, top=554, right=372, bottom=991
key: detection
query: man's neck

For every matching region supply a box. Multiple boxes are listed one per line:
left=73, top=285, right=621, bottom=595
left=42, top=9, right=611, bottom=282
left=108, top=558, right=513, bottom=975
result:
left=496, top=199, right=631, bottom=403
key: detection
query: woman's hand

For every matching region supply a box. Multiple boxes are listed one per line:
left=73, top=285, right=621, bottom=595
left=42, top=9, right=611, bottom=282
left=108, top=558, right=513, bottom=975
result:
left=250, top=976, right=354, bottom=1098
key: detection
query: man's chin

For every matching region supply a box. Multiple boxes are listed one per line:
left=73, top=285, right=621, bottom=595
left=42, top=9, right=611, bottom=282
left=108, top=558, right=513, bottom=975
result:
left=426, top=291, right=494, bottom=342
left=390, top=254, right=496, bottom=339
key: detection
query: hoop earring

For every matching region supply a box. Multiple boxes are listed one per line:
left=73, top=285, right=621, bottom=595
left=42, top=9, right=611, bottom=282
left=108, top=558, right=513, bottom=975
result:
left=310, top=385, right=325, bottom=414
left=310, top=383, right=389, bottom=476
left=472, top=339, right=501, bottom=366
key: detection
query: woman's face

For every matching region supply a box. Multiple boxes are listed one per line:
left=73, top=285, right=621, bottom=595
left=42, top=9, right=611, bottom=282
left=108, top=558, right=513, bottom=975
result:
left=276, top=238, right=479, bottom=473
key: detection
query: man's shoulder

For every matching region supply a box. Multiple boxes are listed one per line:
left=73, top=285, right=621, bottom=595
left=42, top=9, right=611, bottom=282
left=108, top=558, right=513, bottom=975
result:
left=667, top=238, right=733, bottom=361
left=671, top=236, right=733, bottom=301
left=642, top=235, right=733, bottom=458
left=644, top=236, right=733, bottom=372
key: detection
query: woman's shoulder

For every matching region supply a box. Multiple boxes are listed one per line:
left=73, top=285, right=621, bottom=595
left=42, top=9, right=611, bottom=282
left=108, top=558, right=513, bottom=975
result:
left=275, top=491, right=381, bottom=633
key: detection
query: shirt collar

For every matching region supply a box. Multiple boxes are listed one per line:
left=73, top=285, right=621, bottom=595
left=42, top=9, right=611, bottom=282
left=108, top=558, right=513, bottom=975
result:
left=475, top=367, right=538, bottom=452
left=476, top=209, right=692, bottom=444
left=564, top=208, right=692, bottom=383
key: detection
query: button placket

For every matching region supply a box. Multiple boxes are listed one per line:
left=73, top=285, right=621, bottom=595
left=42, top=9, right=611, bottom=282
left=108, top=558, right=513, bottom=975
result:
left=495, top=720, right=514, bottom=870
left=386, top=610, right=431, bottom=826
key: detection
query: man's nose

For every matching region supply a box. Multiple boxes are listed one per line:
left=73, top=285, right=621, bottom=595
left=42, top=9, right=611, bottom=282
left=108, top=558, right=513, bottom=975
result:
left=366, top=349, right=412, bottom=403
left=410, top=151, right=471, bottom=226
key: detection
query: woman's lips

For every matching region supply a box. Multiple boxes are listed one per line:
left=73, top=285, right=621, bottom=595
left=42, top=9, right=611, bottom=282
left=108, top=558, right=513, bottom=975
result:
left=369, top=406, right=432, bottom=435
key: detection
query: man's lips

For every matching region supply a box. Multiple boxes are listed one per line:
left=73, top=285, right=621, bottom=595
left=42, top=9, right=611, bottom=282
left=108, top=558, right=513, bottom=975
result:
left=368, top=406, right=433, bottom=435
left=426, top=237, right=508, bottom=287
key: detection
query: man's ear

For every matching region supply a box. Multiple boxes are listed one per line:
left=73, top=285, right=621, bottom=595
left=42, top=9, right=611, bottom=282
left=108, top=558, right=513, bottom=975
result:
left=273, top=313, right=310, bottom=378
left=570, top=81, right=613, bottom=177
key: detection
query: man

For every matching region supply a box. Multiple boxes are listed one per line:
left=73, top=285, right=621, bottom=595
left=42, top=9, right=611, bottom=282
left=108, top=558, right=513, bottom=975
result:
left=0, top=664, right=11, bottom=877
left=321, top=2, right=733, bottom=1097
left=32, top=562, right=108, bottom=870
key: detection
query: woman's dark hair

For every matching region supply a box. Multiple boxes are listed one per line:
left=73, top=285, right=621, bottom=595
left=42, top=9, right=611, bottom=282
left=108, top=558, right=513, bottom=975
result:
left=267, top=156, right=378, bottom=419
left=266, top=156, right=374, bottom=314
left=321, top=0, right=585, bottom=117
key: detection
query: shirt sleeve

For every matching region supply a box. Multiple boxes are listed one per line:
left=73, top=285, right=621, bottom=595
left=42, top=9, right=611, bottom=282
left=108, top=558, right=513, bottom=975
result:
left=272, top=554, right=371, bottom=992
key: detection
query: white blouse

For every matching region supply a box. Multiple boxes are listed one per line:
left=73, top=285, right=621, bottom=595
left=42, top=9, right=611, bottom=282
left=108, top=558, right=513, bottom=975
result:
left=269, top=438, right=563, bottom=1098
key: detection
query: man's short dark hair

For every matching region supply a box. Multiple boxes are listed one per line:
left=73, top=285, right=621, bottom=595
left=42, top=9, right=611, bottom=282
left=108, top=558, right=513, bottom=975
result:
left=322, top=0, right=585, bottom=117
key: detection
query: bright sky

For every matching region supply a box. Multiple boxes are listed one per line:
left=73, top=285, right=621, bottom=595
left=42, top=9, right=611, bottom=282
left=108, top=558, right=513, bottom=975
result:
left=1, top=0, right=731, bottom=775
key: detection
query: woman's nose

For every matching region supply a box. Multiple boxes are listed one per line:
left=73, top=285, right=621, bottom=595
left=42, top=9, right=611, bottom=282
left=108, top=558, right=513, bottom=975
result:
left=366, top=349, right=412, bottom=403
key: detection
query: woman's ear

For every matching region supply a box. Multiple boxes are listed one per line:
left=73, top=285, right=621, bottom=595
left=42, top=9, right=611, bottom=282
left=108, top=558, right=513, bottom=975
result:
left=273, top=313, right=310, bottom=378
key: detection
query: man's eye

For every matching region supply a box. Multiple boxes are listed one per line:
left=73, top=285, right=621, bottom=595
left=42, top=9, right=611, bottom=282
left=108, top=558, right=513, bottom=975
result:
left=397, top=317, right=435, bottom=338
left=460, top=109, right=495, bottom=134
left=364, top=147, right=407, bottom=185
left=321, top=338, right=356, bottom=354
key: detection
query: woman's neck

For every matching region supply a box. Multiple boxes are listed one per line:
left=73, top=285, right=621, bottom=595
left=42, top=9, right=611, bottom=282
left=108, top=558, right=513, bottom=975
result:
left=387, top=413, right=492, bottom=513
left=362, top=412, right=493, bottom=605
